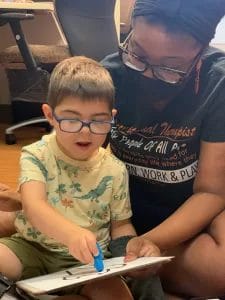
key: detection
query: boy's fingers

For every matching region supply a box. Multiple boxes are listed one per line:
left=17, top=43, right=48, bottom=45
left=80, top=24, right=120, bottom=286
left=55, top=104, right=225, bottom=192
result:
left=86, top=234, right=98, bottom=256
left=76, top=247, right=93, bottom=264
left=80, top=237, right=100, bottom=264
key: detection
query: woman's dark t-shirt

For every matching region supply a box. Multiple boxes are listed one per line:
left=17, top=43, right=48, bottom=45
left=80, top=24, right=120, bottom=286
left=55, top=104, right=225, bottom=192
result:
left=102, top=47, right=225, bottom=234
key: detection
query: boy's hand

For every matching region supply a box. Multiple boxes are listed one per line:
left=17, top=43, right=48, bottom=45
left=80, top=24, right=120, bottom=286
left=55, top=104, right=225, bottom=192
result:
left=0, top=184, right=22, bottom=211
left=68, top=227, right=98, bottom=264
left=124, top=236, right=161, bottom=278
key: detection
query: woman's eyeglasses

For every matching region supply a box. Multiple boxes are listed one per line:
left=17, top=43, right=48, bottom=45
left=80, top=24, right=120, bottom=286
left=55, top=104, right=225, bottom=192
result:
left=119, top=30, right=204, bottom=85
left=53, top=112, right=114, bottom=135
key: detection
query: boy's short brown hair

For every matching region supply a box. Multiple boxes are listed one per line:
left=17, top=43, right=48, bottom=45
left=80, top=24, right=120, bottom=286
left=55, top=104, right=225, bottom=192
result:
left=47, top=56, right=115, bottom=110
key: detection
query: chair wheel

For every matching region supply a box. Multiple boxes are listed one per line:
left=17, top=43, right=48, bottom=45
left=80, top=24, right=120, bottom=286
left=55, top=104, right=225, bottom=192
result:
left=5, top=133, right=16, bottom=145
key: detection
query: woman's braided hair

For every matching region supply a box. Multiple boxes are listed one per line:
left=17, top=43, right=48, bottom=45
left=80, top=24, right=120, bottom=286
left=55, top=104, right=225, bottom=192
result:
left=133, top=0, right=225, bottom=45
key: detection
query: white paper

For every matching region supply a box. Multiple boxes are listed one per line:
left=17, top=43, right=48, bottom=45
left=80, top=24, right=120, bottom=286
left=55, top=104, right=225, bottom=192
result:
left=16, top=256, right=173, bottom=296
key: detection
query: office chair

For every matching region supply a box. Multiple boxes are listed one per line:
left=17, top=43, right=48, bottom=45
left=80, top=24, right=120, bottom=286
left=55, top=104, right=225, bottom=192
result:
left=0, top=0, right=118, bottom=144
left=0, top=13, right=50, bottom=145
left=55, top=0, right=118, bottom=61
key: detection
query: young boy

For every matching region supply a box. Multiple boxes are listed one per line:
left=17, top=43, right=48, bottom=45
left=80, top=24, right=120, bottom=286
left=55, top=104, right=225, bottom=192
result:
left=0, top=56, right=137, bottom=300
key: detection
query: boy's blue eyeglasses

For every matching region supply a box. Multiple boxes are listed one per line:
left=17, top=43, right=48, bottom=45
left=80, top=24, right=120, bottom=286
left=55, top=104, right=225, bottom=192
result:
left=53, top=112, right=114, bottom=135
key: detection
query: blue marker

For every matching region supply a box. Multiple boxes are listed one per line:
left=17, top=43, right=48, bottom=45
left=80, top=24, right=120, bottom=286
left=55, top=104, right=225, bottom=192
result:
left=94, top=242, right=104, bottom=272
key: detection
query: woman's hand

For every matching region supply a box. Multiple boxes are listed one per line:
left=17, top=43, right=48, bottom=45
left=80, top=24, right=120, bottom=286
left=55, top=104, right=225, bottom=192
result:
left=125, top=236, right=160, bottom=260
left=124, top=236, right=162, bottom=278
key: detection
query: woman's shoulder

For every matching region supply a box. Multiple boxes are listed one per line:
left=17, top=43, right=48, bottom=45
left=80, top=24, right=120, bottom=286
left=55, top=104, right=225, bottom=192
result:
left=101, top=52, right=127, bottom=80
left=202, top=46, right=225, bottom=76
left=101, top=52, right=122, bottom=69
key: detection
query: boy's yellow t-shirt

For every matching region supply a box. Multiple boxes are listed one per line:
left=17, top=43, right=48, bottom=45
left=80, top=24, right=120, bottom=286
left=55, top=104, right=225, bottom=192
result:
left=15, top=133, right=132, bottom=255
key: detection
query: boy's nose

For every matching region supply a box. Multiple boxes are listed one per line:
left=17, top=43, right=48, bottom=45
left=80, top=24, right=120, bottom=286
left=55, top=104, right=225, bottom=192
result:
left=79, top=124, right=91, bottom=134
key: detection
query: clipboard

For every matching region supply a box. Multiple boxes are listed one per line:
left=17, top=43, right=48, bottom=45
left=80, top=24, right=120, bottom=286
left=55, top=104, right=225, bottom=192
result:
left=16, top=256, right=173, bottom=297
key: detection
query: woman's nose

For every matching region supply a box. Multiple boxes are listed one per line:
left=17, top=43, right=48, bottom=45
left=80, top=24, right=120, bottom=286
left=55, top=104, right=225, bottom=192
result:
left=143, top=67, right=154, bottom=78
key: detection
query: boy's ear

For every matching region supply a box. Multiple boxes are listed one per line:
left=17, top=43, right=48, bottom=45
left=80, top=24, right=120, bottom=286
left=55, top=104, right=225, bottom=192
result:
left=112, top=109, right=117, bottom=117
left=42, top=104, right=54, bottom=126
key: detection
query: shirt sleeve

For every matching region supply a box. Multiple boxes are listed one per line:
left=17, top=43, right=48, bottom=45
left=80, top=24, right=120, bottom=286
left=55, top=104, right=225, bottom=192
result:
left=19, top=147, right=47, bottom=187
left=201, top=70, right=225, bottom=142
left=110, top=164, right=132, bottom=221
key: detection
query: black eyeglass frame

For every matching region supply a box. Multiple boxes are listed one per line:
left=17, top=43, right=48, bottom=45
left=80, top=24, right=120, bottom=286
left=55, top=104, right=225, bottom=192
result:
left=52, top=111, right=115, bottom=135
left=119, top=30, right=205, bottom=85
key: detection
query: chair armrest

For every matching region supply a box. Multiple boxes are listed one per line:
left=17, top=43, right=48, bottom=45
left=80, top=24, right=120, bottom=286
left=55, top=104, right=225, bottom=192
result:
left=0, top=12, right=34, bottom=23
left=0, top=12, right=37, bottom=71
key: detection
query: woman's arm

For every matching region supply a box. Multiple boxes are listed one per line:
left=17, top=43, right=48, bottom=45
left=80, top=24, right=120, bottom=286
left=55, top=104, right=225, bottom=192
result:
left=143, top=141, right=225, bottom=250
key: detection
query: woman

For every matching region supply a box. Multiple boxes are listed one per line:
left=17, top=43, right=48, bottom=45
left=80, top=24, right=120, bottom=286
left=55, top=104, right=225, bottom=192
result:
left=1, top=0, right=225, bottom=298
left=102, top=0, right=225, bottom=298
